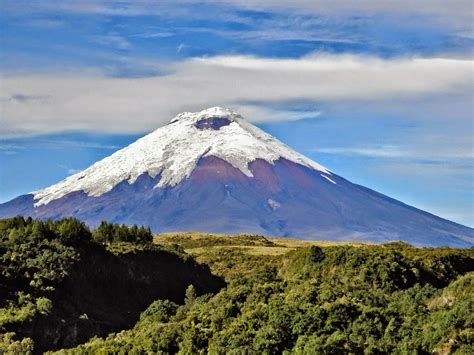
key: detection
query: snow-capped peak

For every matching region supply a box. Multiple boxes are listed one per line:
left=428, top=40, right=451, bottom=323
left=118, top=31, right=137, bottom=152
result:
left=33, top=107, right=331, bottom=206
left=170, top=106, right=239, bottom=123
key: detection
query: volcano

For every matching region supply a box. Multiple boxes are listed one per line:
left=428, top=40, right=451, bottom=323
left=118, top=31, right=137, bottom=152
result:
left=1, top=107, right=472, bottom=247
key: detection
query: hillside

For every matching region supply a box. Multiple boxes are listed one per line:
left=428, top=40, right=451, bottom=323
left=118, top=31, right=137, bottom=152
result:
left=61, top=231, right=474, bottom=353
left=1, top=220, right=473, bottom=353
left=0, top=218, right=224, bottom=353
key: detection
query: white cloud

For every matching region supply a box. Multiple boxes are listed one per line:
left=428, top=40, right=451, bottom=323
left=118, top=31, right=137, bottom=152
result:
left=0, top=54, right=472, bottom=136
left=315, top=145, right=474, bottom=160
left=315, top=145, right=410, bottom=158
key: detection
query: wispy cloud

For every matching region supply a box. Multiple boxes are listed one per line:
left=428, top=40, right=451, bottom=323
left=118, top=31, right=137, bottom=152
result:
left=26, top=18, right=65, bottom=28
left=176, top=43, right=188, bottom=53
left=6, top=1, right=470, bottom=28
left=315, top=145, right=409, bottom=158
left=48, top=140, right=120, bottom=150
left=58, top=164, right=82, bottom=175
left=312, top=145, right=474, bottom=162
left=177, top=25, right=363, bottom=45
left=0, top=139, right=119, bottom=153
left=3, top=1, right=472, bottom=50
left=132, top=31, right=175, bottom=39
left=91, top=34, right=131, bottom=50
left=314, top=145, right=474, bottom=160
left=1, top=54, right=472, bottom=136
left=0, top=143, right=22, bottom=155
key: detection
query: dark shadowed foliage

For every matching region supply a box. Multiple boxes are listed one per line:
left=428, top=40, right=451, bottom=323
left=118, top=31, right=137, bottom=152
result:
left=0, top=217, right=225, bottom=353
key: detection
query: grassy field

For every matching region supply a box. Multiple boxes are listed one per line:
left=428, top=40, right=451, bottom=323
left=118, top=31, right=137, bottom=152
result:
left=155, top=232, right=368, bottom=255
left=155, top=232, right=370, bottom=279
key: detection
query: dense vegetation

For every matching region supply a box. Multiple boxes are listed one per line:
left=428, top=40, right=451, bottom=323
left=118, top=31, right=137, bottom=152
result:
left=62, top=234, right=474, bottom=354
left=92, top=221, right=153, bottom=244
left=1, top=218, right=473, bottom=354
left=0, top=217, right=224, bottom=353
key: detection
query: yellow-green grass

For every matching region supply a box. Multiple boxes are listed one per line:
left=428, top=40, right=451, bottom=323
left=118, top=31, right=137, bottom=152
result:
left=154, top=232, right=369, bottom=258
left=187, top=245, right=291, bottom=256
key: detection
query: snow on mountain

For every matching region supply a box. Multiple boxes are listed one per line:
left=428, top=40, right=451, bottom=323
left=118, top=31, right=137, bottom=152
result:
left=33, top=107, right=331, bottom=207
left=1, top=106, right=473, bottom=247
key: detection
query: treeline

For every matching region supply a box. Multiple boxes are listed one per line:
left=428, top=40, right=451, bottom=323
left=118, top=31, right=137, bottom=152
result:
left=93, top=221, right=152, bottom=244
left=0, top=216, right=221, bottom=353
left=0, top=216, right=153, bottom=351
left=0, top=216, right=153, bottom=247
left=1, top=215, right=91, bottom=247
left=0, top=217, right=154, bottom=321
left=0, top=217, right=93, bottom=352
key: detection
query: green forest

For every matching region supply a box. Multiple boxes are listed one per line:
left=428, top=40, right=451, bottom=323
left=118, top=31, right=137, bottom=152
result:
left=0, top=217, right=473, bottom=354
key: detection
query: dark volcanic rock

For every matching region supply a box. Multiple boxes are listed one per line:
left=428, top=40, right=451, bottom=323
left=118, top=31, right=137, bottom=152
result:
left=195, top=117, right=232, bottom=130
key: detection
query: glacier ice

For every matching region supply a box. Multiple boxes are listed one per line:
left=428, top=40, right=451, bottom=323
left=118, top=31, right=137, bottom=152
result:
left=33, top=107, right=331, bottom=206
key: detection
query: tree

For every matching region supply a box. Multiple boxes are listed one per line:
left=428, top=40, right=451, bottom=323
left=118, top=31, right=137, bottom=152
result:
left=185, top=285, right=197, bottom=306
left=307, top=246, right=324, bottom=263
left=93, top=221, right=114, bottom=244
left=56, top=218, right=91, bottom=245
left=116, top=224, right=131, bottom=242
left=137, top=226, right=153, bottom=244
left=31, top=220, right=48, bottom=238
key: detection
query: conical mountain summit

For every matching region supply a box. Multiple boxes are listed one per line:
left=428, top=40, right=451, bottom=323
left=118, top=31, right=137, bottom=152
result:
left=1, top=107, right=472, bottom=247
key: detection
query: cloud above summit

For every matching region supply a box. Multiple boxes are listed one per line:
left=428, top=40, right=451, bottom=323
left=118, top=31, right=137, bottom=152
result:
left=1, top=54, right=472, bottom=136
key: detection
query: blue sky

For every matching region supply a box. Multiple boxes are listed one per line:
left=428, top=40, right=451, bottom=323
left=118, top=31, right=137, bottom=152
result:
left=1, top=1, right=473, bottom=226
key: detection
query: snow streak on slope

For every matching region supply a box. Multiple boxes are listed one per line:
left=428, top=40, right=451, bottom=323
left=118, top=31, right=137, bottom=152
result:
left=33, top=107, right=331, bottom=206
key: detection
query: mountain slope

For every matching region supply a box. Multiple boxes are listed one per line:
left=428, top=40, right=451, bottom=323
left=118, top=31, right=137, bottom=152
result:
left=0, top=107, right=472, bottom=247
